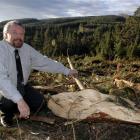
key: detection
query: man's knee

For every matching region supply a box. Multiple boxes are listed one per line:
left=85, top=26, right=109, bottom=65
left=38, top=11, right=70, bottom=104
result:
left=0, top=97, right=17, bottom=113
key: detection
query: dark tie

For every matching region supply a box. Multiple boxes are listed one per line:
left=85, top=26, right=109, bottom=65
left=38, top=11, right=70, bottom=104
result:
left=14, top=49, right=25, bottom=95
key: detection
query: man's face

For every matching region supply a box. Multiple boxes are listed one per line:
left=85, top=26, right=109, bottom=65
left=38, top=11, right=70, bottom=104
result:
left=6, top=24, right=25, bottom=48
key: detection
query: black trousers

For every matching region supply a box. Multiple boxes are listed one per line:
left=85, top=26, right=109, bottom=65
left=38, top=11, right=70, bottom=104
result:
left=0, top=84, right=45, bottom=118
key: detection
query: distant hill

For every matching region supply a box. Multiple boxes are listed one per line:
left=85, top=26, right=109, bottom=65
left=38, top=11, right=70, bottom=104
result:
left=0, top=15, right=125, bottom=26
left=0, top=18, right=40, bottom=27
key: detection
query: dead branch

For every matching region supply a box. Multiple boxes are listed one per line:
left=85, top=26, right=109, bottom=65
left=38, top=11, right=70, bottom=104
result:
left=33, top=85, right=62, bottom=91
left=114, top=78, right=140, bottom=92
left=16, top=114, right=55, bottom=124
left=29, top=115, right=55, bottom=124
left=114, top=78, right=134, bottom=89
left=33, top=84, right=68, bottom=93
left=67, top=56, right=85, bottom=90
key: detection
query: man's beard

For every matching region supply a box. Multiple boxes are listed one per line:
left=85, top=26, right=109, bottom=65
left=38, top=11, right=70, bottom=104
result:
left=12, top=39, right=23, bottom=48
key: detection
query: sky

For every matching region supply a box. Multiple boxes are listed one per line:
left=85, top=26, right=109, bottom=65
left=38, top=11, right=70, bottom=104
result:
left=0, top=0, right=140, bottom=22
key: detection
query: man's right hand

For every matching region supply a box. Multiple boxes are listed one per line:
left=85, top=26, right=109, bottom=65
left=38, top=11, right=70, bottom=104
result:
left=68, top=69, right=78, bottom=77
left=17, top=99, right=30, bottom=119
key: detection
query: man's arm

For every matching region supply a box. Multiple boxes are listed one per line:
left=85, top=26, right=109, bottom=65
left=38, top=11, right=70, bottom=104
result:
left=0, top=60, right=30, bottom=118
left=30, top=46, right=71, bottom=75
left=0, top=62, right=22, bottom=103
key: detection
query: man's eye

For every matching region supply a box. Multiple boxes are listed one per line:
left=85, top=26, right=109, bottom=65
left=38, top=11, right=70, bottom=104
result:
left=11, top=32, right=24, bottom=36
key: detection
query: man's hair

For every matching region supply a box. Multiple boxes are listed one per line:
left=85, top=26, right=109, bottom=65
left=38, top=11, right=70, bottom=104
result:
left=3, top=20, right=25, bottom=39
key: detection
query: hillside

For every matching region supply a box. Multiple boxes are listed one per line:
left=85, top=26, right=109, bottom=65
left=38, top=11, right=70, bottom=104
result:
left=0, top=15, right=140, bottom=59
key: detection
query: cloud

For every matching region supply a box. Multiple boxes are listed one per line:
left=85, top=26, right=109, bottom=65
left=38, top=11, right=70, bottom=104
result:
left=0, top=0, right=139, bottom=21
left=105, top=0, right=140, bottom=15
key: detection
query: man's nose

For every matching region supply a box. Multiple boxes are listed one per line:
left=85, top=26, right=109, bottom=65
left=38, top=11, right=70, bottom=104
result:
left=16, top=33, right=23, bottom=38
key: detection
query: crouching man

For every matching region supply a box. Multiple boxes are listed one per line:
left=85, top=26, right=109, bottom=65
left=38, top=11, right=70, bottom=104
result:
left=0, top=20, right=77, bottom=127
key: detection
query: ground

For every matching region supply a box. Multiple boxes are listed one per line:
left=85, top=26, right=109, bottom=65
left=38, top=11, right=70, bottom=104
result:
left=0, top=57, right=140, bottom=140
left=1, top=111, right=140, bottom=140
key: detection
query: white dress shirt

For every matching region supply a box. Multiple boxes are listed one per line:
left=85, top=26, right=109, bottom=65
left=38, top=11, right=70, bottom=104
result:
left=0, top=40, right=70, bottom=103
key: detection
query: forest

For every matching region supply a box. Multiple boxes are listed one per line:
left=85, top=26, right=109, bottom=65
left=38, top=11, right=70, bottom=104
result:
left=0, top=15, right=140, bottom=60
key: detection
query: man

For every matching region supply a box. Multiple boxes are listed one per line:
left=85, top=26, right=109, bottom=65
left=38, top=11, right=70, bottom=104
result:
left=0, top=20, right=78, bottom=127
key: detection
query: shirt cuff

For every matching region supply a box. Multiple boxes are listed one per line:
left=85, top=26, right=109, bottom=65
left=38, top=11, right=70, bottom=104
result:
left=12, top=94, right=23, bottom=103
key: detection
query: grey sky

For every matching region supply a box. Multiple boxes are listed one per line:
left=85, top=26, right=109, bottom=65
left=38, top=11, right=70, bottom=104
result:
left=0, top=0, right=139, bottom=21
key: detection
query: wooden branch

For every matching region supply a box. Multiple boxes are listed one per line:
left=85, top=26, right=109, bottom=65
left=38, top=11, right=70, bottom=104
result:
left=16, top=114, right=55, bottom=124
left=33, top=85, right=64, bottom=90
left=67, top=57, right=85, bottom=90
left=114, top=78, right=140, bottom=92
left=33, top=85, right=63, bottom=92
left=29, top=115, right=55, bottom=124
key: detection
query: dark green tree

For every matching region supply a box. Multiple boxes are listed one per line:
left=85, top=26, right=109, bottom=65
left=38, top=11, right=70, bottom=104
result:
left=134, top=6, right=140, bottom=17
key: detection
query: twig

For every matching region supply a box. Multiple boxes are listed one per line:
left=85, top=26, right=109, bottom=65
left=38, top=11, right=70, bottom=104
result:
left=71, top=123, right=76, bottom=140
left=67, top=56, right=85, bottom=90
left=64, top=119, right=83, bottom=126
left=92, top=79, right=112, bottom=85
left=15, top=116, right=22, bottom=140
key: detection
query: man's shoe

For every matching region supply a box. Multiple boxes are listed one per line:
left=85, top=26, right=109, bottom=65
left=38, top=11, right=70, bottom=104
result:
left=0, top=115, right=13, bottom=127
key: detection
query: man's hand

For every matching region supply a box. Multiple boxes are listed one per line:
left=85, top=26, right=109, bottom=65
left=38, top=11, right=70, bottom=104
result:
left=17, top=99, right=30, bottom=119
left=68, top=69, right=78, bottom=77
